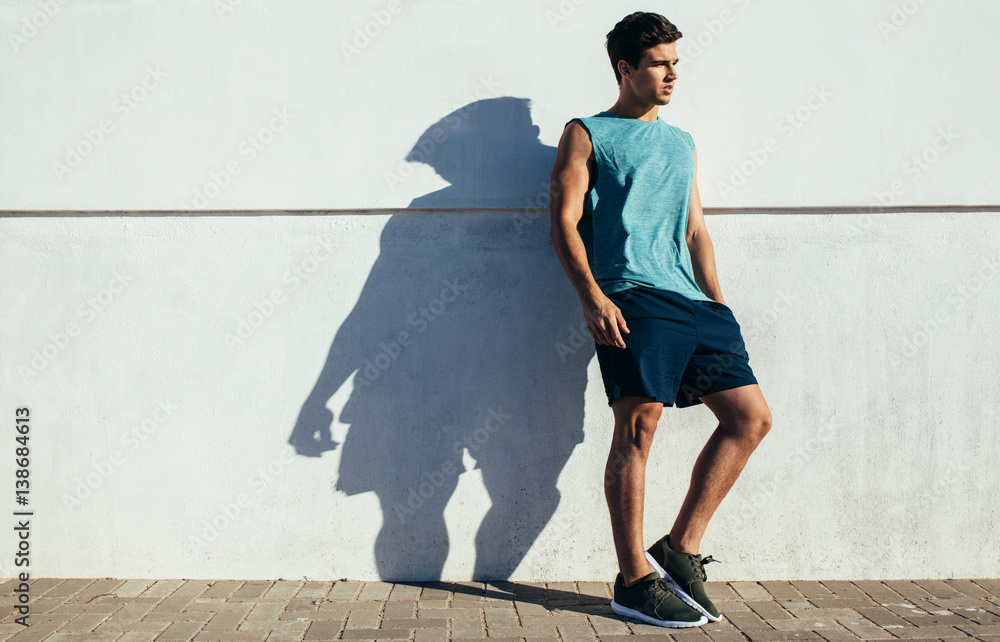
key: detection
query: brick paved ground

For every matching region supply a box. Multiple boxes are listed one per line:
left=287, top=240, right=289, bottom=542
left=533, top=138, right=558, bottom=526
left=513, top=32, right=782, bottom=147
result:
left=1, top=577, right=999, bottom=642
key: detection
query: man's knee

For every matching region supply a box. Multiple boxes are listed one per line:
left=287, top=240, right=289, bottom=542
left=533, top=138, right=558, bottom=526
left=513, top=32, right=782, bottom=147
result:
left=745, top=407, right=772, bottom=444
left=611, top=399, right=662, bottom=453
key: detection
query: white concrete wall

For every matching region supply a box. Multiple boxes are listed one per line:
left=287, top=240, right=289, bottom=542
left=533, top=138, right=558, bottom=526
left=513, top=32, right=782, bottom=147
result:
left=1, top=0, right=998, bottom=210
left=1, top=211, right=998, bottom=581
left=1, top=0, right=997, bottom=581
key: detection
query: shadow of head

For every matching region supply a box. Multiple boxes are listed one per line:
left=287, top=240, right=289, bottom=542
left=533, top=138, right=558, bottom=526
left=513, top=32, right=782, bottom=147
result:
left=404, top=96, right=556, bottom=209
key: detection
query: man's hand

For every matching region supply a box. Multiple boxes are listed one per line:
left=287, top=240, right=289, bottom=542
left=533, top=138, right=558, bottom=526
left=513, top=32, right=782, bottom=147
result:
left=583, top=292, right=630, bottom=349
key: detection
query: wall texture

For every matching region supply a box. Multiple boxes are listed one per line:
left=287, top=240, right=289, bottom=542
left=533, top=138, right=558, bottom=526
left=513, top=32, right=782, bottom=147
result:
left=1, top=211, right=998, bottom=581
left=1, top=0, right=997, bottom=210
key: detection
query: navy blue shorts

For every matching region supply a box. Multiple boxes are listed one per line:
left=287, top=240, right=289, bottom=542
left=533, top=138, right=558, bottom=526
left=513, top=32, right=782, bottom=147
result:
left=594, top=286, right=758, bottom=408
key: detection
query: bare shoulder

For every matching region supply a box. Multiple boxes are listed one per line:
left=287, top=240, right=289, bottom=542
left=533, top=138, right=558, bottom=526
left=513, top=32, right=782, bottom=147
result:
left=553, top=119, right=595, bottom=178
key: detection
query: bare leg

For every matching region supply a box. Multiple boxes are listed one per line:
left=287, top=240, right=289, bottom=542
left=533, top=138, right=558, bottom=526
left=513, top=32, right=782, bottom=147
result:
left=605, top=396, right=664, bottom=585
left=669, top=384, right=772, bottom=554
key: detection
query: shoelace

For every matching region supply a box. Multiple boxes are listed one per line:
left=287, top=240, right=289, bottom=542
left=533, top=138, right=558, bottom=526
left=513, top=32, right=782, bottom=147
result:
left=693, top=555, right=720, bottom=582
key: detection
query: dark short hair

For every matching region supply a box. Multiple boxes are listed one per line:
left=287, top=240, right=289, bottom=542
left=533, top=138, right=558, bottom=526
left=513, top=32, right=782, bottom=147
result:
left=606, top=12, right=683, bottom=85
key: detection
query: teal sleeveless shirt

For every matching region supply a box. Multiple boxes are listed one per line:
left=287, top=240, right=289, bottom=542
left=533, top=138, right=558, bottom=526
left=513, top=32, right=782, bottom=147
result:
left=567, top=112, right=712, bottom=303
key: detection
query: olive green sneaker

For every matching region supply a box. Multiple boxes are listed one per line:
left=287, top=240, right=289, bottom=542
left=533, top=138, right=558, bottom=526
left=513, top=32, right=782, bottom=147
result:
left=645, top=535, right=723, bottom=622
left=610, top=572, right=707, bottom=628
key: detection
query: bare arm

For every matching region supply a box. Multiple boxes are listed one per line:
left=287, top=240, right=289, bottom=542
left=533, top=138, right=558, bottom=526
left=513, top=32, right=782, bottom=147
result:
left=549, top=120, right=629, bottom=348
left=685, top=147, right=726, bottom=305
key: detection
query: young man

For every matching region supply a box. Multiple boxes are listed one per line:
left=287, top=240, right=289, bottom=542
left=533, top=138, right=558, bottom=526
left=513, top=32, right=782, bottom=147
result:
left=549, top=12, right=773, bottom=629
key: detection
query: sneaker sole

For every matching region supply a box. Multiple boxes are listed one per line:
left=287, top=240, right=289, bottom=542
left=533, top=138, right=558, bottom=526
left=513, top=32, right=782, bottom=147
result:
left=645, top=551, right=724, bottom=623
left=610, top=600, right=708, bottom=628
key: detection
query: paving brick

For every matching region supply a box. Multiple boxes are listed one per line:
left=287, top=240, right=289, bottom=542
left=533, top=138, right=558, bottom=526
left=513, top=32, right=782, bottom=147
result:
left=557, top=625, right=596, bottom=642
left=745, top=600, right=793, bottom=620
left=417, top=607, right=482, bottom=619
left=113, top=580, right=155, bottom=598
left=380, top=617, right=445, bottom=630
left=42, top=580, right=95, bottom=600
left=192, top=631, right=269, bottom=642
left=704, top=621, right=747, bottom=642
left=730, top=582, right=770, bottom=601
left=743, top=632, right=821, bottom=641
left=328, top=582, right=363, bottom=601
left=451, top=617, right=484, bottom=638
left=484, top=609, right=518, bottom=629
left=668, top=629, right=713, bottom=640
left=200, top=581, right=243, bottom=600
left=513, top=601, right=551, bottom=617
left=358, top=582, right=393, bottom=602
left=64, top=579, right=125, bottom=604
left=344, top=610, right=380, bottom=630
left=140, top=579, right=186, bottom=599
left=143, top=610, right=213, bottom=623
left=188, top=601, right=254, bottom=613
left=26, top=579, right=65, bottom=596
left=414, top=630, right=447, bottom=642
left=279, top=611, right=345, bottom=622
left=587, top=613, right=629, bottom=636
left=835, top=615, right=897, bottom=639
left=295, top=582, right=332, bottom=600
left=973, top=579, right=1000, bottom=597
left=204, top=610, right=246, bottom=630
left=245, top=601, right=284, bottom=621
left=264, top=632, right=308, bottom=642
left=485, top=626, right=557, bottom=638
left=882, top=581, right=934, bottom=601
left=760, top=582, right=803, bottom=601
left=768, top=618, right=843, bottom=631
left=343, top=628, right=409, bottom=639
left=382, top=602, right=416, bottom=619
left=238, top=619, right=309, bottom=632
left=115, top=633, right=161, bottom=642
left=261, top=581, right=302, bottom=601
left=853, top=605, right=910, bottom=627
left=806, top=599, right=874, bottom=610
left=44, top=633, right=122, bottom=642
left=851, top=580, right=902, bottom=602
left=386, top=584, right=420, bottom=601
left=791, top=582, right=835, bottom=599
left=578, top=582, right=610, bottom=605
left=231, top=581, right=272, bottom=600
left=157, top=620, right=207, bottom=640
left=304, top=619, right=343, bottom=640
left=724, top=609, right=771, bottom=632
left=812, top=629, right=861, bottom=642
left=58, top=612, right=113, bottom=632
left=319, top=601, right=380, bottom=611
left=286, top=598, right=319, bottom=612
left=192, top=632, right=266, bottom=641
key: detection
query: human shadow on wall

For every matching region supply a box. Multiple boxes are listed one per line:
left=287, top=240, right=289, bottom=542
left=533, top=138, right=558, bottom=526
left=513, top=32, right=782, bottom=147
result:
left=288, top=97, right=593, bottom=580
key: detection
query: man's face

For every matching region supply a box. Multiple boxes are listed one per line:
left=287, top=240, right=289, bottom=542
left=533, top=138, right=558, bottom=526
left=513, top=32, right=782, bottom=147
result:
left=623, top=42, right=679, bottom=105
